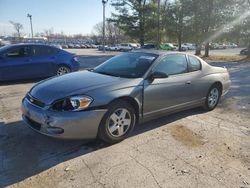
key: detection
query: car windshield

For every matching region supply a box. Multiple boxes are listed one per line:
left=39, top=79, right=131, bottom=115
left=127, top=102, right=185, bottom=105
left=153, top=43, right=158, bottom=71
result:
left=93, top=52, right=158, bottom=78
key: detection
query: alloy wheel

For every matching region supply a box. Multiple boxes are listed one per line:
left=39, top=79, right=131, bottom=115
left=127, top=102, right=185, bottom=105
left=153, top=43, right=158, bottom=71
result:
left=107, top=108, right=132, bottom=137
left=57, top=66, right=70, bottom=76
left=208, top=88, right=219, bottom=108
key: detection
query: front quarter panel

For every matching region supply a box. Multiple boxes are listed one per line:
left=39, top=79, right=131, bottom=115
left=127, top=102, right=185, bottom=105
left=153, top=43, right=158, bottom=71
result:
left=86, top=84, right=143, bottom=113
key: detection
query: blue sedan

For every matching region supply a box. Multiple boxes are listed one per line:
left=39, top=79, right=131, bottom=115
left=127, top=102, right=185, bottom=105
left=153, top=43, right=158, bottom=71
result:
left=0, top=44, right=80, bottom=81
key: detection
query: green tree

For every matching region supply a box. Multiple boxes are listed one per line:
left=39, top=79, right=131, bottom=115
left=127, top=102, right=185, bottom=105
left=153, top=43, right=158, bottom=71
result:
left=162, top=0, right=193, bottom=51
left=111, top=0, right=154, bottom=45
left=232, top=0, right=250, bottom=57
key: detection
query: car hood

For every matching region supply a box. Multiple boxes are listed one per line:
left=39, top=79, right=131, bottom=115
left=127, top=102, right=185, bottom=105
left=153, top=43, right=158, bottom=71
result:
left=30, top=70, right=141, bottom=104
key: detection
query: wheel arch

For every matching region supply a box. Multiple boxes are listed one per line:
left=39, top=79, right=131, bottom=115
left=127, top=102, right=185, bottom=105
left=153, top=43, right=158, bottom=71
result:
left=212, top=81, right=223, bottom=94
left=108, top=96, right=140, bottom=124
left=57, top=64, right=72, bottom=71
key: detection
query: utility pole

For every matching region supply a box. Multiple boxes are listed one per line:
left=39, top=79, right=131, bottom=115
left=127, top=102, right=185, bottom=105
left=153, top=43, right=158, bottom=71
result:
left=157, top=0, right=160, bottom=50
left=27, top=14, right=33, bottom=38
left=102, top=0, right=108, bottom=52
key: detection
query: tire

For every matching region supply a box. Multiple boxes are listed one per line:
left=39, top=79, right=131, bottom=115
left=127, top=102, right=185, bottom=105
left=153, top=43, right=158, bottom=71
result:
left=204, top=84, right=221, bottom=111
left=98, top=100, right=136, bottom=144
left=56, top=65, right=71, bottom=76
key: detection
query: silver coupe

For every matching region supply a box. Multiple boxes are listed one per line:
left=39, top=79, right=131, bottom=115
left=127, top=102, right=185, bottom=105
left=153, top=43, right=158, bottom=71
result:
left=22, top=51, right=231, bottom=143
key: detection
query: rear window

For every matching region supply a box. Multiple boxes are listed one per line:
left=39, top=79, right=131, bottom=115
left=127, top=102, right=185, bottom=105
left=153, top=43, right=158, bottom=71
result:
left=188, top=55, right=201, bottom=72
left=32, top=46, right=58, bottom=56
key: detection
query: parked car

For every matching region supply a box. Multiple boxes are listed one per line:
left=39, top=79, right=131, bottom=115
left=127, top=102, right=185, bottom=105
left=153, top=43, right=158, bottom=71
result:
left=68, top=43, right=74, bottom=48
left=80, top=44, right=87, bottom=48
left=119, top=43, right=134, bottom=51
left=240, top=48, right=249, bottom=55
left=62, top=44, right=68, bottom=49
left=22, top=51, right=230, bottom=144
left=90, top=44, right=98, bottom=48
left=210, top=43, right=226, bottom=50
left=74, top=44, right=81, bottom=48
left=0, top=44, right=80, bottom=81
left=182, top=43, right=196, bottom=50
left=227, top=43, right=238, bottom=48
left=85, top=44, right=91, bottom=48
left=107, top=45, right=121, bottom=51
left=51, top=44, right=62, bottom=49
left=160, top=43, right=176, bottom=50
left=180, top=45, right=188, bottom=51
left=141, top=43, right=156, bottom=49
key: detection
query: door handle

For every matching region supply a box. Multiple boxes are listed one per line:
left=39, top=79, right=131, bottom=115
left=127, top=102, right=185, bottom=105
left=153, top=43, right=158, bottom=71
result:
left=185, top=81, right=191, bottom=85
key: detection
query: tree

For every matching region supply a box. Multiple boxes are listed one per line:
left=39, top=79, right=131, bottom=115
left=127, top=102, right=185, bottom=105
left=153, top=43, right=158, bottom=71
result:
left=187, top=0, right=235, bottom=56
left=43, top=28, right=54, bottom=42
left=9, top=21, right=23, bottom=40
left=111, top=0, right=150, bottom=45
left=232, top=0, right=250, bottom=57
left=93, top=21, right=126, bottom=44
left=163, top=0, right=192, bottom=51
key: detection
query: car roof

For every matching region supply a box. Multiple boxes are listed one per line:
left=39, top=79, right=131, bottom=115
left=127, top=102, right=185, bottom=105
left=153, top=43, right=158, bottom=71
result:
left=132, top=49, right=188, bottom=57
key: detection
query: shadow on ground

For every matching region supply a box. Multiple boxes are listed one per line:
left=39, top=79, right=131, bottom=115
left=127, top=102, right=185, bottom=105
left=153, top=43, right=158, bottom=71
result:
left=0, top=108, right=205, bottom=187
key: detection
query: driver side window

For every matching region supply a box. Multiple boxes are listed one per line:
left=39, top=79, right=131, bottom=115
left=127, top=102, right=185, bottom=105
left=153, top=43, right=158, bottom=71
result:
left=153, top=54, right=188, bottom=76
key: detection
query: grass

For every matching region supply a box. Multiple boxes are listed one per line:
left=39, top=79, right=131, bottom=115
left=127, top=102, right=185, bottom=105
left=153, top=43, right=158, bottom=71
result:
left=200, top=55, right=249, bottom=62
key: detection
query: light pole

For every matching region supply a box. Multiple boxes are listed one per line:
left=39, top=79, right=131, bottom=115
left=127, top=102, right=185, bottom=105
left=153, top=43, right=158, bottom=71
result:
left=102, top=0, right=108, bottom=52
left=27, top=14, right=34, bottom=38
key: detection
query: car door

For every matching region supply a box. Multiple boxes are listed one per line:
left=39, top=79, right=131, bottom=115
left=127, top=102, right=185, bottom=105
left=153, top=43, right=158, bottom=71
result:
left=29, top=45, right=57, bottom=77
left=0, top=45, right=33, bottom=81
left=143, top=54, right=196, bottom=118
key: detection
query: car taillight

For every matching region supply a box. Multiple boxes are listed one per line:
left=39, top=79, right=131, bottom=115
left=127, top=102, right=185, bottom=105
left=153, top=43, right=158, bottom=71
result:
left=73, top=56, right=78, bottom=62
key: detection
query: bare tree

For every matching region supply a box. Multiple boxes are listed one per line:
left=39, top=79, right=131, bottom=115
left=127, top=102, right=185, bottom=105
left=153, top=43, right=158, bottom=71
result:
left=43, top=28, right=54, bottom=41
left=93, top=21, right=126, bottom=44
left=9, top=21, right=23, bottom=40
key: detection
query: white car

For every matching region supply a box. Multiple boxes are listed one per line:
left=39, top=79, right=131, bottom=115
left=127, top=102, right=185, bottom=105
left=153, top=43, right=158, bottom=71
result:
left=227, top=43, right=238, bottom=48
left=118, top=43, right=134, bottom=51
left=181, top=44, right=189, bottom=51
left=108, top=45, right=121, bottom=51
left=182, top=43, right=196, bottom=50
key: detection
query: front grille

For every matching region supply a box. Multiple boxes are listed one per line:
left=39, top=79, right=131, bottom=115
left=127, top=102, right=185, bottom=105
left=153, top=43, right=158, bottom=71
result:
left=26, top=94, right=45, bottom=108
left=25, top=116, right=41, bottom=130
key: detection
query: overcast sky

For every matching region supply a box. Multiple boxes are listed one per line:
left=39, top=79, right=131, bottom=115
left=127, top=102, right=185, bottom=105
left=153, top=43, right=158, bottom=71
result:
left=0, top=0, right=114, bottom=36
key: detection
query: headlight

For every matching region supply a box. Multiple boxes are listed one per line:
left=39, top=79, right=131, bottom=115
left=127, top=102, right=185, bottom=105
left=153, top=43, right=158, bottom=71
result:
left=51, top=95, right=93, bottom=111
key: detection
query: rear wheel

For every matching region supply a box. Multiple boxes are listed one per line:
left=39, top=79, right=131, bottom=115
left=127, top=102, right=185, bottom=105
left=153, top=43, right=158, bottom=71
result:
left=98, top=100, right=136, bottom=144
left=204, top=84, right=221, bottom=111
left=56, top=66, right=71, bottom=76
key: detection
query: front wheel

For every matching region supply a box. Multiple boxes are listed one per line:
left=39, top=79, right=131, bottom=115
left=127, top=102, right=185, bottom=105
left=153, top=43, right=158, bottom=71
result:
left=204, top=84, right=221, bottom=111
left=56, top=66, right=71, bottom=76
left=98, top=100, right=136, bottom=144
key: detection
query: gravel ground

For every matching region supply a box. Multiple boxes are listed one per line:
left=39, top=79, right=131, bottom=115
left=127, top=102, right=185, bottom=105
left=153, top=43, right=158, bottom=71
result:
left=0, top=59, right=250, bottom=188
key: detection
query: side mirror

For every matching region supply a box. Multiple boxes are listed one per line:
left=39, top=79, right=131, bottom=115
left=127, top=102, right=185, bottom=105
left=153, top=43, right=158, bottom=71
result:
left=149, top=71, right=168, bottom=80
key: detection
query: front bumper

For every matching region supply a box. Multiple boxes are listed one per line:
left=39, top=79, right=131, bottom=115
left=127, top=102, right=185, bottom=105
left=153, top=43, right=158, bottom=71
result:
left=22, top=98, right=107, bottom=139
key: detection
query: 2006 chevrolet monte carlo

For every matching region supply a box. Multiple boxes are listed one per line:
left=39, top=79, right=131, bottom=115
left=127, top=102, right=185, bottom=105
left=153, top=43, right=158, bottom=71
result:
left=22, top=50, right=231, bottom=144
